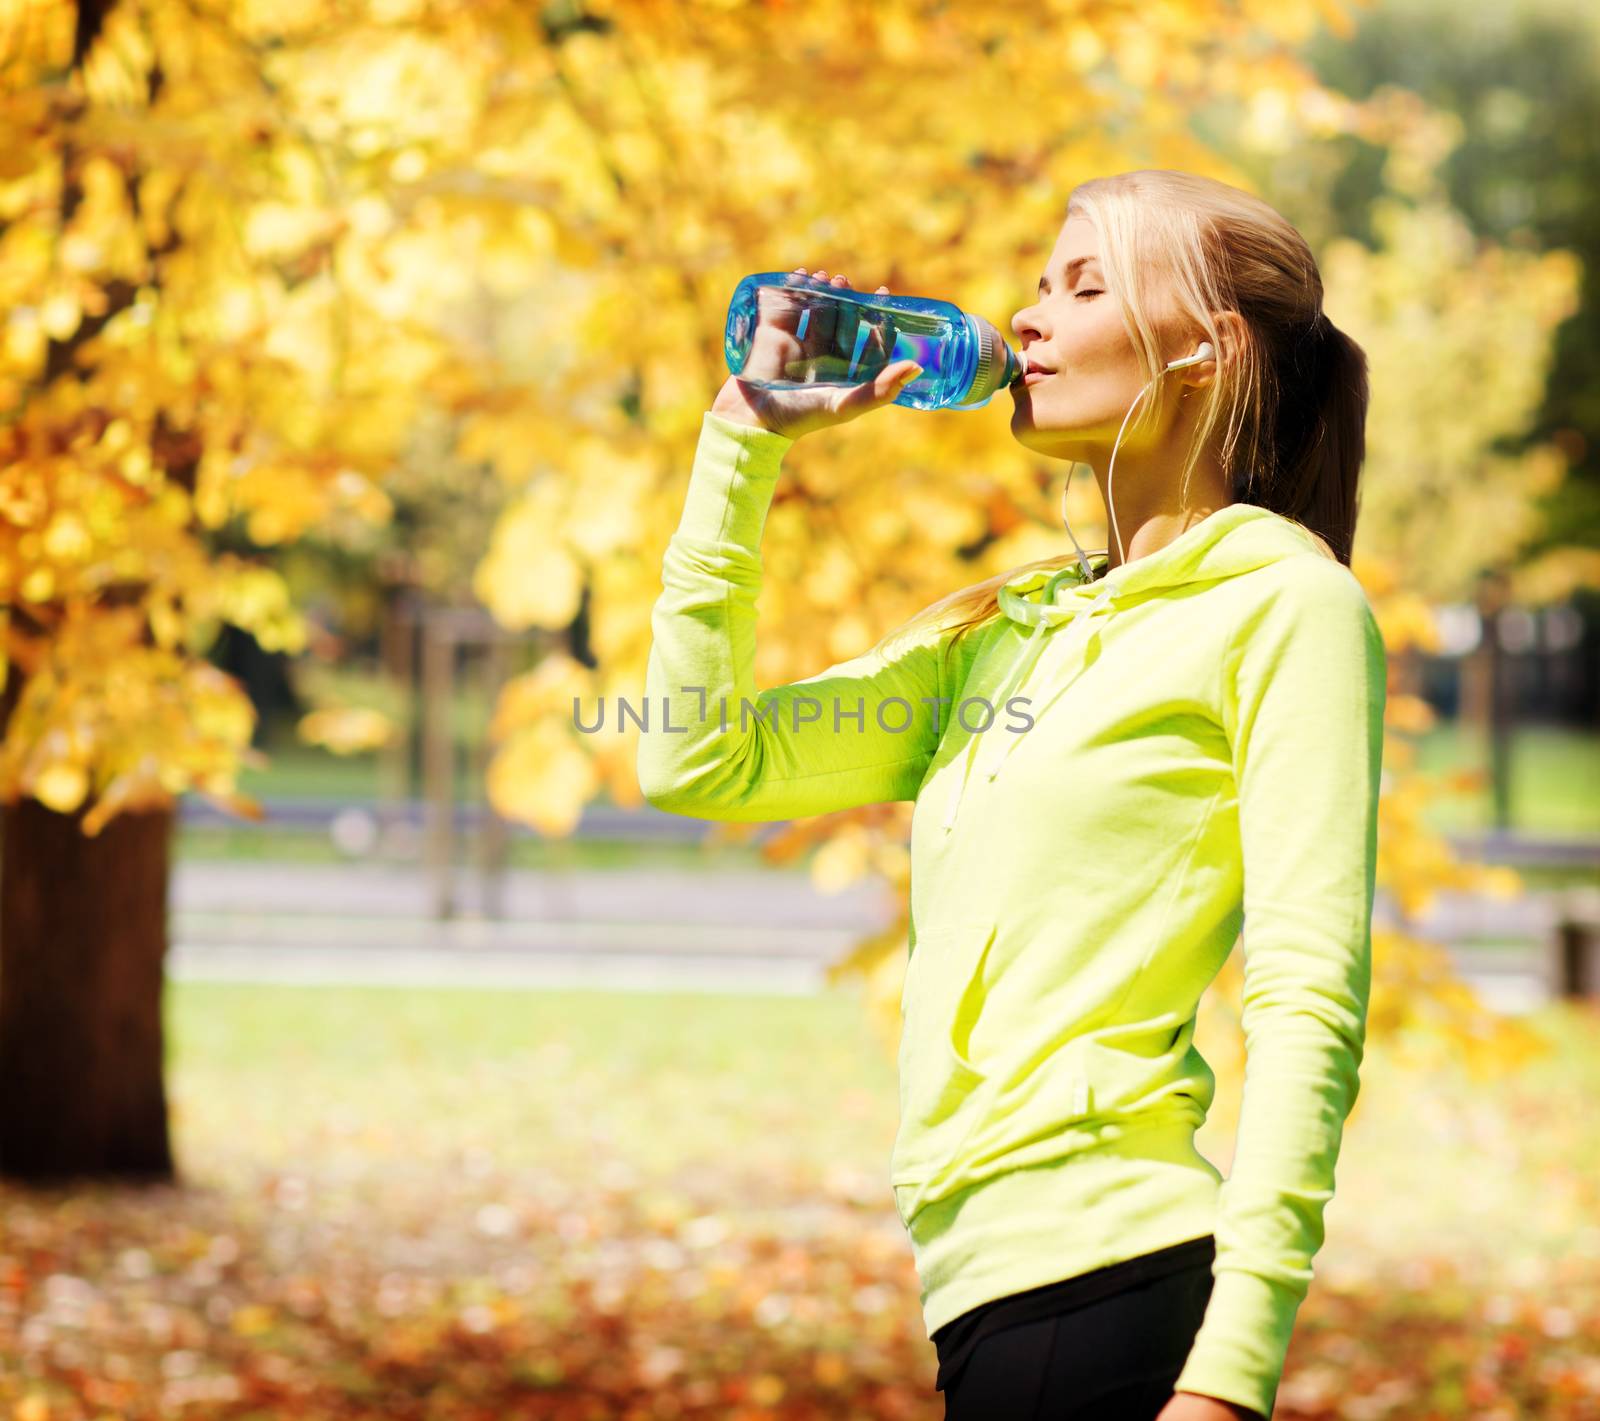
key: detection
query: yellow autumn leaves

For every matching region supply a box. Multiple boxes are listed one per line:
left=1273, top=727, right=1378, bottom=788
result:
left=472, top=435, right=655, bottom=633
left=0, top=384, right=318, bottom=829
left=1, top=0, right=1588, bottom=995
left=486, top=655, right=605, bottom=837
left=0, top=607, right=262, bottom=835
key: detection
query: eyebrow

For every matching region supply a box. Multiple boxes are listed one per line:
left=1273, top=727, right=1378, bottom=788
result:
left=1038, top=255, right=1101, bottom=294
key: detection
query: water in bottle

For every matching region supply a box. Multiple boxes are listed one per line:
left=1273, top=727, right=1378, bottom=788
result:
left=723, top=271, right=1024, bottom=412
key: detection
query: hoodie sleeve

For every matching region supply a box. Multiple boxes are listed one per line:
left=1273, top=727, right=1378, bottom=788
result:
left=1172, top=558, right=1386, bottom=1421
left=636, top=410, right=955, bottom=822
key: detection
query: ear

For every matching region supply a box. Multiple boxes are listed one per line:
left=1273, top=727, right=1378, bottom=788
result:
left=1177, top=309, right=1247, bottom=392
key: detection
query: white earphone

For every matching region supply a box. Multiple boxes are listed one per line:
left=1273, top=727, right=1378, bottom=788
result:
left=1164, top=341, right=1215, bottom=371
left=1059, top=341, right=1215, bottom=582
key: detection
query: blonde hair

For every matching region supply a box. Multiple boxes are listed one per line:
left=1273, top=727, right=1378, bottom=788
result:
left=897, top=169, right=1370, bottom=667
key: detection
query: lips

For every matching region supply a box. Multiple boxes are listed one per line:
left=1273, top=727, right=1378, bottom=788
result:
left=1021, top=354, right=1055, bottom=386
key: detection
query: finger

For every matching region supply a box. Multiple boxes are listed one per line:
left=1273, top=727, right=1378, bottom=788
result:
left=841, top=359, right=922, bottom=414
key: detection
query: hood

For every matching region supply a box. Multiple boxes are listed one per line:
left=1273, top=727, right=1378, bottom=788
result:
left=939, top=502, right=1333, bottom=833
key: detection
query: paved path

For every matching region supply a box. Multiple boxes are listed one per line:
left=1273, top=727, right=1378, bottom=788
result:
left=169, top=859, right=895, bottom=995
left=165, top=859, right=1588, bottom=1012
left=173, top=859, right=898, bottom=929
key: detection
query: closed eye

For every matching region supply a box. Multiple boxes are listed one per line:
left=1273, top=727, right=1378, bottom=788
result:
left=1075, top=289, right=1103, bottom=301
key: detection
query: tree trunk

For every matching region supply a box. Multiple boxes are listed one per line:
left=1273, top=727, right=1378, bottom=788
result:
left=1476, top=568, right=1516, bottom=833
left=0, top=796, right=176, bottom=1184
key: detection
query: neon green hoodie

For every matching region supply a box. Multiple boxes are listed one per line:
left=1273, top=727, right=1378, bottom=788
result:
left=638, top=411, right=1386, bottom=1419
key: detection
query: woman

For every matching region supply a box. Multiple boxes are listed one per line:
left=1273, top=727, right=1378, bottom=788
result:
left=637, top=169, right=1385, bottom=1420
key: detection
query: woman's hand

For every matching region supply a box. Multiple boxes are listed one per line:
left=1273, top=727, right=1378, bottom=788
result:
left=710, top=267, right=923, bottom=440
left=1157, top=1391, right=1265, bottom=1421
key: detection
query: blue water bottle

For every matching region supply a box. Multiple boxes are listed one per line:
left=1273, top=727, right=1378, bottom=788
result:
left=723, top=271, right=1024, bottom=412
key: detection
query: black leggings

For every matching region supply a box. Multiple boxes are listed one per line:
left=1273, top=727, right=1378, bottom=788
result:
left=941, top=1257, right=1215, bottom=1420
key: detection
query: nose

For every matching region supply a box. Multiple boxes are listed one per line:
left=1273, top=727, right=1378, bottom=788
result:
left=1011, top=304, right=1042, bottom=343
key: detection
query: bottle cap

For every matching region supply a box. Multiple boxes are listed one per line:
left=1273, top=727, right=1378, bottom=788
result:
left=953, top=314, right=1023, bottom=408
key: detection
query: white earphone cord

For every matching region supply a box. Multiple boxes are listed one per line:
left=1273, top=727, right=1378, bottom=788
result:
left=1060, top=343, right=1213, bottom=578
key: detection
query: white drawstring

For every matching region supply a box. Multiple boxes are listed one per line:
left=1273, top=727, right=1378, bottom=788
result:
left=941, top=578, right=1118, bottom=833
left=941, top=615, right=1050, bottom=832
left=983, top=589, right=1116, bottom=786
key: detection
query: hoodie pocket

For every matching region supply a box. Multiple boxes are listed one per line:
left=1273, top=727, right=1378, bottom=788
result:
left=890, top=920, right=997, bottom=1190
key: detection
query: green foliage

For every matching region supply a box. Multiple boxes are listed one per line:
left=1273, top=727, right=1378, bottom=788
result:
left=1303, top=0, right=1600, bottom=556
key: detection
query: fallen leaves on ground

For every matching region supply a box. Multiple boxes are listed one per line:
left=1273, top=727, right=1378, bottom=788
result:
left=1, top=990, right=1598, bottom=1419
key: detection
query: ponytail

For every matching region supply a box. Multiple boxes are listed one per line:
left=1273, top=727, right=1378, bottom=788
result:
left=1237, top=311, right=1370, bottom=568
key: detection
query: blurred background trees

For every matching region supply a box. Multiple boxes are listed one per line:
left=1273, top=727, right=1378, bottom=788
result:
left=1306, top=0, right=1600, bottom=562
left=0, top=0, right=1594, bottom=1190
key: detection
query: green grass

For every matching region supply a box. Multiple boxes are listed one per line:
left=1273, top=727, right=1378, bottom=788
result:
left=166, top=980, right=898, bottom=1183
left=235, top=740, right=387, bottom=801
left=240, top=657, right=510, bottom=802
left=1411, top=721, right=1600, bottom=837
left=1501, top=862, right=1600, bottom=892
left=161, top=979, right=1600, bottom=1268
left=233, top=734, right=496, bottom=803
